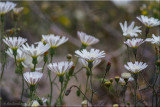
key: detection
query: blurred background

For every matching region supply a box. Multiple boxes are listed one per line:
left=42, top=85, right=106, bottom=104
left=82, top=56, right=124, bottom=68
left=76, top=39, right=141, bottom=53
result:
left=1, top=0, right=159, bottom=106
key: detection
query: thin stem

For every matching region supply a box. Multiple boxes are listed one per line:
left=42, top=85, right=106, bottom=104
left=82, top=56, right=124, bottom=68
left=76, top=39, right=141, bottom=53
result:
left=83, top=75, right=89, bottom=100
left=67, top=85, right=94, bottom=107
left=21, top=72, right=24, bottom=101
left=134, top=74, right=138, bottom=107
left=60, top=80, right=63, bottom=106
left=90, top=72, right=94, bottom=105
left=42, top=61, right=46, bottom=73
left=48, top=70, right=53, bottom=106
left=0, top=64, right=5, bottom=81
left=123, top=94, right=126, bottom=107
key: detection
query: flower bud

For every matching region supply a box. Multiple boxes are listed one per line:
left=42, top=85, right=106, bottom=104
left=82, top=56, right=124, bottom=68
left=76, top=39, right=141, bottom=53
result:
left=105, top=81, right=111, bottom=88
left=113, top=104, right=118, bottom=107
left=110, top=78, right=113, bottom=83
left=106, top=62, right=111, bottom=73
left=115, top=76, right=120, bottom=83
left=68, top=66, right=75, bottom=76
left=66, top=54, right=72, bottom=60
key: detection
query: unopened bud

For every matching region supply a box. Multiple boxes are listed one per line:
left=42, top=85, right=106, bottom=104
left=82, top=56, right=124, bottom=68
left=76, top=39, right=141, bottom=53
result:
left=127, top=101, right=130, bottom=106
left=65, top=89, right=71, bottom=96
left=106, top=62, right=111, bottom=73
left=156, top=60, right=160, bottom=66
left=113, top=104, right=118, bottom=107
left=68, top=66, right=75, bottom=76
left=115, top=76, right=120, bottom=83
left=67, top=54, right=72, bottom=60
left=110, top=78, right=113, bottom=83
left=105, top=81, right=111, bottom=88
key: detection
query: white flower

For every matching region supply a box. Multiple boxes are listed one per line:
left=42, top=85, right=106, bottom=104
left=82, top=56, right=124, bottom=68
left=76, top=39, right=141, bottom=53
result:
left=77, top=31, right=99, bottom=46
left=75, top=48, right=105, bottom=62
left=124, top=38, right=145, bottom=48
left=31, top=100, right=40, bottom=106
left=42, top=34, right=68, bottom=48
left=145, top=34, right=160, bottom=46
left=41, top=97, right=48, bottom=103
left=3, top=37, right=27, bottom=49
left=79, top=58, right=101, bottom=68
left=48, top=61, right=73, bottom=76
left=137, top=15, right=160, bottom=27
left=13, top=7, right=24, bottom=14
left=6, top=48, right=26, bottom=62
left=21, top=42, right=50, bottom=58
left=23, top=72, right=43, bottom=85
left=121, top=73, right=131, bottom=79
left=0, top=2, right=16, bottom=15
left=22, top=55, right=42, bottom=71
left=119, top=77, right=134, bottom=84
left=124, top=61, right=148, bottom=73
left=120, top=21, right=142, bottom=37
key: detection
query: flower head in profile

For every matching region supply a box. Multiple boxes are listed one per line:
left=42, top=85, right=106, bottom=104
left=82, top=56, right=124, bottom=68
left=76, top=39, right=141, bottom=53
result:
left=48, top=61, right=73, bottom=76
left=145, top=34, right=160, bottom=46
left=124, top=61, right=148, bottom=74
left=137, top=15, right=160, bottom=27
left=119, top=77, right=134, bottom=84
left=42, top=34, right=68, bottom=48
left=13, top=7, right=24, bottom=14
left=21, top=42, right=50, bottom=58
left=6, top=48, right=26, bottom=62
left=75, top=48, right=105, bottom=62
left=22, top=55, right=43, bottom=71
left=23, top=72, right=43, bottom=85
left=77, top=31, right=99, bottom=46
left=32, top=100, right=40, bottom=106
left=124, top=38, right=144, bottom=48
left=0, top=1, right=16, bottom=15
left=3, top=37, right=27, bottom=50
left=79, top=58, right=101, bottom=69
left=120, top=21, right=141, bottom=37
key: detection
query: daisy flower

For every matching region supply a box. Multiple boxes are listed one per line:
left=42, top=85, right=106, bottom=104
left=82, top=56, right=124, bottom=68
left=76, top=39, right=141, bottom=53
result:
left=21, top=42, right=50, bottom=58
left=22, top=55, right=43, bottom=71
left=137, top=15, right=160, bottom=27
left=6, top=48, right=26, bottom=62
left=145, top=34, right=160, bottom=46
left=75, top=48, right=105, bottom=62
left=124, top=38, right=145, bottom=48
left=77, top=31, right=99, bottom=46
left=120, top=21, right=142, bottom=37
left=119, top=77, right=134, bottom=84
left=48, top=61, right=73, bottom=76
left=3, top=37, right=27, bottom=50
left=42, top=34, right=68, bottom=48
left=124, top=61, right=148, bottom=74
left=79, top=58, right=101, bottom=68
left=31, top=100, right=40, bottom=106
left=0, top=1, right=16, bottom=15
left=13, top=7, right=24, bottom=14
left=23, top=72, right=43, bottom=85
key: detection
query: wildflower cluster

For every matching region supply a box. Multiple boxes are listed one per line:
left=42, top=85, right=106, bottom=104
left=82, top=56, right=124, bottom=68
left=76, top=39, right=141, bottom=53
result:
left=0, top=1, right=160, bottom=107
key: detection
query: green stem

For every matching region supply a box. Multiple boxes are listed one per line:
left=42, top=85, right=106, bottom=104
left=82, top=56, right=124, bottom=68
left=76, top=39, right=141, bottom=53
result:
left=21, top=72, right=24, bottom=101
left=48, top=70, right=53, bottom=106
left=90, top=72, right=94, bottom=104
left=134, top=74, right=138, bottom=107
left=32, top=57, right=37, bottom=72
left=30, top=85, right=35, bottom=101
left=42, top=61, right=46, bottom=73
left=60, top=80, right=63, bottom=106
left=83, top=75, right=89, bottom=100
